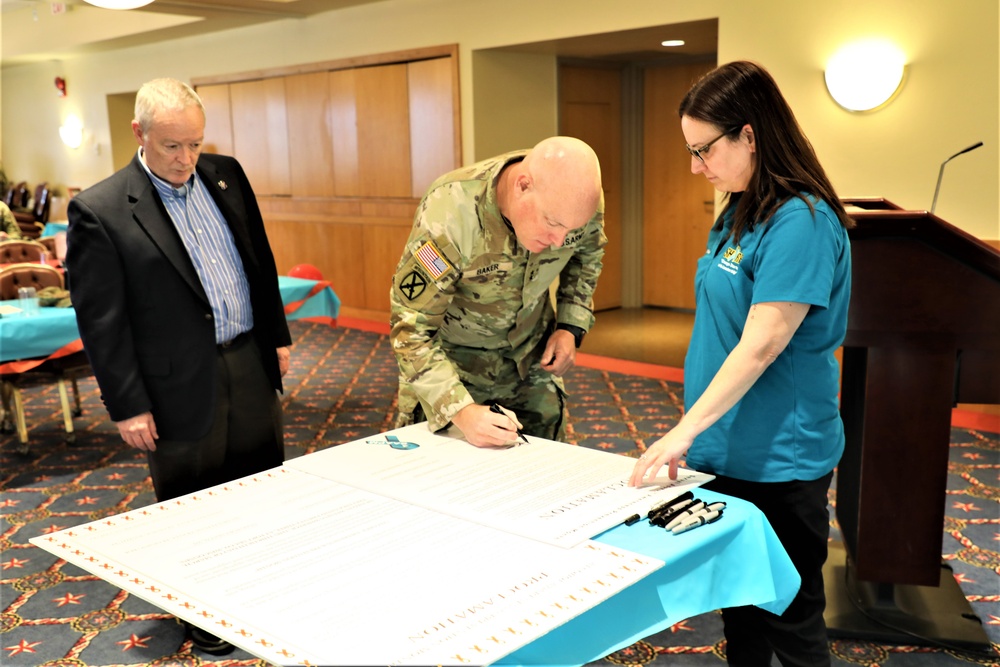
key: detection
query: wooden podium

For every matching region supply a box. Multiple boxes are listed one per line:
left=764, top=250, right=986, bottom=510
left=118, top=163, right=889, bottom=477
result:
left=827, top=198, right=1000, bottom=649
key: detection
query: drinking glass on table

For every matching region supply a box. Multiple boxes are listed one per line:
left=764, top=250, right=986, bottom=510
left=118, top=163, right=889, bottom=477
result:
left=17, top=286, right=39, bottom=316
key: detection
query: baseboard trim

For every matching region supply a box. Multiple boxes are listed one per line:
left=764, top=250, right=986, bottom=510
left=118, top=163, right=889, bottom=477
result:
left=950, top=408, right=1000, bottom=433
left=339, top=316, right=390, bottom=334
left=575, top=352, right=685, bottom=383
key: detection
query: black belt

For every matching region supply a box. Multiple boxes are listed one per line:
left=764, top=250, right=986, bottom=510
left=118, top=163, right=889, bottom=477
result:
left=218, top=330, right=252, bottom=350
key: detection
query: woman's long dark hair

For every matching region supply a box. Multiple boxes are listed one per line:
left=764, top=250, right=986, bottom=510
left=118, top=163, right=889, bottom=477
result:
left=679, top=61, right=853, bottom=241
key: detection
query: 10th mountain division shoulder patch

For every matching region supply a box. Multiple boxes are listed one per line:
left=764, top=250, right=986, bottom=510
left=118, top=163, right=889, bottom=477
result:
left=398, top=269, right=429, bottom=301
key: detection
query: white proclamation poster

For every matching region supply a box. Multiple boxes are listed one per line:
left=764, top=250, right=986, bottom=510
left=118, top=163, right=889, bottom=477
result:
left=286, top=423, right=712, bottom=547
left=32, top=466, right=663, bottom=666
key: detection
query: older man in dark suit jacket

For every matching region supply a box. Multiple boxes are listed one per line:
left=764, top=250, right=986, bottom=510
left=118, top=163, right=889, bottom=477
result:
left=67, top=78, right=290, bottom=655
left=67, top=77, right=291, bottom=504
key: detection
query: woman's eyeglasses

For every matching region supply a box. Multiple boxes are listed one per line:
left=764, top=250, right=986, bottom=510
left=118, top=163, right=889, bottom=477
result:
left=685, top=128, right=737, bottom=163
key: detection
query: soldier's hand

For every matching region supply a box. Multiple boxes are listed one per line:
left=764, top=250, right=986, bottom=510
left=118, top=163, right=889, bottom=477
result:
left=452, top=404, right=522, bottom=448
left=540, top=329, right=577, bottom=376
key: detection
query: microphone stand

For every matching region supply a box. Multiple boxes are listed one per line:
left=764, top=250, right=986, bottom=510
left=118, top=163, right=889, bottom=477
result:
left=931, top=141, right=983, bottom=214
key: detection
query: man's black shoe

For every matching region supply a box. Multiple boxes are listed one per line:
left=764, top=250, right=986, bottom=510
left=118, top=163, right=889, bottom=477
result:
left=185, top=622, right=235, bottom=656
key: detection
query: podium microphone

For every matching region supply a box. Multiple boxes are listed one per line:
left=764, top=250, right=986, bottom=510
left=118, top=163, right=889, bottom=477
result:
left=931, top=141, right=983, bottom=214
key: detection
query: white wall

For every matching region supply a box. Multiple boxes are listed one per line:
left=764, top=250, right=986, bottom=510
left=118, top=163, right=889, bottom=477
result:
left=1, top=0, right=997, bottom=239
left=471, top=50, right=558, bottom=160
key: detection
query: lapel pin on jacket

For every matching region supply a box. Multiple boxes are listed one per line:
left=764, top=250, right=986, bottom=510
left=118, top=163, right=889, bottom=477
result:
left=218, top=180, right=228, bottom=190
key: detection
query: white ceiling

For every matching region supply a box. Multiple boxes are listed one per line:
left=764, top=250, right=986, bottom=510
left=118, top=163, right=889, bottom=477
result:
left=1, top=1, right=717, bottom=68
left=0, top=0, right=384, bottom=66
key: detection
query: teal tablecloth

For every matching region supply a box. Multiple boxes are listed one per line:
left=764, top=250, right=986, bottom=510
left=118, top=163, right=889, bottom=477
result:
left=0, top=276, right=339, bottom=364
left=500, top=489, right=799, bottom=666
left=41, top=222, right=69, bottom=237
left=278, top=275, right=341, bottom=324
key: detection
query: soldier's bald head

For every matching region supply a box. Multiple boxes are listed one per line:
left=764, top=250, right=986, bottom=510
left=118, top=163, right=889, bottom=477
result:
left=522, top=136, right=602, bottom=228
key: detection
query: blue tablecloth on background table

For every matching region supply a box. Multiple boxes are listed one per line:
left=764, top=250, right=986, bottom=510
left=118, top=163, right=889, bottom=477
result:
left=41, top=222, right=69, bottom=237
left=500, top=488, right=799, bottom=666
left=279, top=275, right=340, bottom=325
left=0, top=276, right=339, bottom=365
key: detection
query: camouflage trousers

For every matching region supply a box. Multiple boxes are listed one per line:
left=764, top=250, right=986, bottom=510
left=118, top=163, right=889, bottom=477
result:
left=396, top=343, right=567, bottom=442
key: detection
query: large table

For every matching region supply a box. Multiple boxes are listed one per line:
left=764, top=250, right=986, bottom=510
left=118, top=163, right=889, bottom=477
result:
left=31, top=422, right=800, bottom=666
left=0, top=275, right=340, bottom=368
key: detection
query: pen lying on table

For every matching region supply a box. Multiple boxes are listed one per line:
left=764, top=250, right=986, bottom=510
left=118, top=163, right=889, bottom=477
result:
left=671, top=508, right=724, bottom=534
left=664, top=501, right=726, bottom=530
left=623, top=490, right=695, bottom=527
left=628, top=493, right=727, bottom=535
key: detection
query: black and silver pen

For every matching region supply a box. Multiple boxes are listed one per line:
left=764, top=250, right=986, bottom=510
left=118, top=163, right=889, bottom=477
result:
left=647, top=491, right=695, bottom=520
left=489, top=403, right=529, bottom=443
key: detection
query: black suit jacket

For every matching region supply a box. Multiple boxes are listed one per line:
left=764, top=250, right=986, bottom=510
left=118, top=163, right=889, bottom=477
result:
left=66, top=153, right=291, bottom=440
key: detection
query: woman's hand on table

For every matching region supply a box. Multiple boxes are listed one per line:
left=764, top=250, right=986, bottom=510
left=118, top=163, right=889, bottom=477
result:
left=630, top=428, right=694, bottom=486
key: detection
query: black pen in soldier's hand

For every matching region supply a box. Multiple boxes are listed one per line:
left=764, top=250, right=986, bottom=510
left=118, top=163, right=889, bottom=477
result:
left=489, top=403, right=529, bottom=444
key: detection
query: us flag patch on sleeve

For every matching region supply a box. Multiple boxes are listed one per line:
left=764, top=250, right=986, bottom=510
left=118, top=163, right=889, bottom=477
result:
left=415, top=241, right=452, bottom=279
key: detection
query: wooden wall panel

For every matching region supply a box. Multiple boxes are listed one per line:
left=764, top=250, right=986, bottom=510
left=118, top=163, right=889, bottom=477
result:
left=328, top=69, right=360, bottom=197
left=559, top=64, right=622, bottom=311
left=197, top=83, right=233, bottom=156
left=408, top=57, right=458, bottom=198
left=355, top=64, right=411, bottom=198
left=265, top=218, right=367, bottom=308
left=259, top=197, right=418, bottom=225
left=363, top=224, right=414, bottom=313
left=285, top=72, right=335, bottom=197
left=230, top=78, right=291, bottom=195
left=642, top=62, right=715, bottom=309
left=193, top=47, right=460, bottom=322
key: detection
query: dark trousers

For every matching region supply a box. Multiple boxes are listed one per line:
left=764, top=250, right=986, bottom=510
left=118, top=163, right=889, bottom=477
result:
left=703, top=472, right=834, bottom=667
left=146, top=334, right=284, bottom=501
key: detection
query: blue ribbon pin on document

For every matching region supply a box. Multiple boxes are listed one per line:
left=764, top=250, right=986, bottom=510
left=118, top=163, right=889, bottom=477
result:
left=365, top=434, right=420, bottom=450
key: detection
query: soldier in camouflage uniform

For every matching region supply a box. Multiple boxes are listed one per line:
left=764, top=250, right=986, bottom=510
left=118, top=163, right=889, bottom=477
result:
left=0, top=202, right=24, bottom=240
left=390, top=136, right=605, bottom=447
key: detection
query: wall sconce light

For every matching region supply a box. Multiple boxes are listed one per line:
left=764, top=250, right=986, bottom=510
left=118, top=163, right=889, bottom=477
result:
left=82, top=0, right=155, bottom=8
left=825, top=40, right=907, bottom=112
left=59, top=116, right=84, bottom=149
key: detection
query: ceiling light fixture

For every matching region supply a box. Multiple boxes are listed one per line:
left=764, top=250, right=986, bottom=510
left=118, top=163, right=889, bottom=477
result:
left=83, top=0, right=156, bottom=9
left=661, top=40, right=686, bottom=47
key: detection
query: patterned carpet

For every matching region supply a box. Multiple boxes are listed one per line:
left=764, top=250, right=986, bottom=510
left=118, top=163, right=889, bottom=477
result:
left=1, top=321, right=998, bottom=667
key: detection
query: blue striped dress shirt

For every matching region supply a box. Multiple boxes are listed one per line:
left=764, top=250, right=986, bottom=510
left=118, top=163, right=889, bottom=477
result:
left=139, top=150, right=254, bottom=344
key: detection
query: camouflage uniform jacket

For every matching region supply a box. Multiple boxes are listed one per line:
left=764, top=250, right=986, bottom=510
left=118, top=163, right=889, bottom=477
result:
left=0, top=202, right=23, bottom=239
left=390, top=150, right=606, bottom=431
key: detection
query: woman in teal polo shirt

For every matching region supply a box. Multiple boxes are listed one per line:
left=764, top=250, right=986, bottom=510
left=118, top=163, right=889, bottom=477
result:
left=630, top=61, right=854, bottom=667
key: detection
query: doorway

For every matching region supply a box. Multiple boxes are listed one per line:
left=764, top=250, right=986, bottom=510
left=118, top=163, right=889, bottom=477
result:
left=106, top=92, right=138, bottom=173
left=558, top=58, right=716, bottom=311
left=556, top=61, right=717, bottom=315
left=557, top=58, right=714, bottom=366
left=641, top=61, right=716, bottom=310
left=484, top=20, right=718, bottom=312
